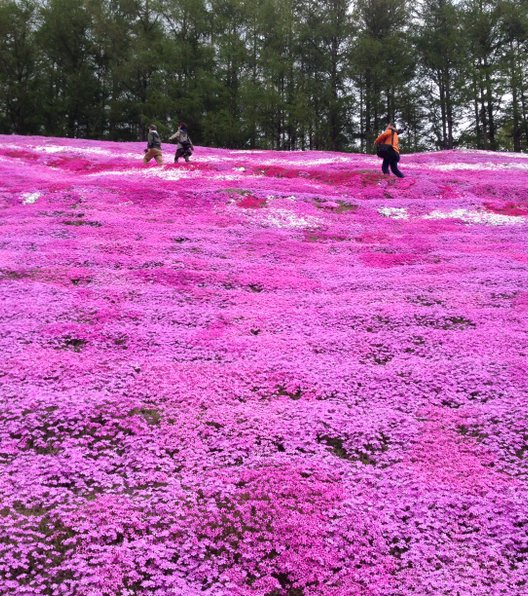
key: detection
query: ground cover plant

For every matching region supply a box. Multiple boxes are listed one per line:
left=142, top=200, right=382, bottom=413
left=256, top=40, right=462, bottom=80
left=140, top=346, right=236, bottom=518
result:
left=0, top=135, right=528, bottom=595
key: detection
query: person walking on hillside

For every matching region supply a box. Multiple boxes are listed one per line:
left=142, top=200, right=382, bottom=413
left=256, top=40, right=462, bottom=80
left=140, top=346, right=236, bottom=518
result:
left=169, top=122, right=194, bottom=163
left=374, top=123, right=406, bottom=178
left=143, top=124, right=163, bottom=165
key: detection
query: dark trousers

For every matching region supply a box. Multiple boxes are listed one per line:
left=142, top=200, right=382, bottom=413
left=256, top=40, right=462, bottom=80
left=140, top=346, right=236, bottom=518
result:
left=175, top=148, right=191, bottom=162
left=382, top=149, right=404, bottom=178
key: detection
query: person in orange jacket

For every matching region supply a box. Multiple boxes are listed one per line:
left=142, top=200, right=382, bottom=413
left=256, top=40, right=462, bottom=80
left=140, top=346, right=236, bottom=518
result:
left=374, top=123, right=406, bottom=178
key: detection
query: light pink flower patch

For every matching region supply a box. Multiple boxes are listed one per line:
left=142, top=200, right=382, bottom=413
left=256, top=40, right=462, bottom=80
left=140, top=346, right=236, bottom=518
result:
left=1, top=136, right=528, bottom=594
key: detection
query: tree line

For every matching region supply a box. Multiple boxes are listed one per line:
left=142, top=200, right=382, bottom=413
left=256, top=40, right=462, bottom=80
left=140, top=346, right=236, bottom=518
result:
left=1, top=0, right=527, bottom=153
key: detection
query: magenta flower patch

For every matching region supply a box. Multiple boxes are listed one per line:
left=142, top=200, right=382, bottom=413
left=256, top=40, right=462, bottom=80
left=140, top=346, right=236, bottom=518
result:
left=1, top=136, right=528, bottom=594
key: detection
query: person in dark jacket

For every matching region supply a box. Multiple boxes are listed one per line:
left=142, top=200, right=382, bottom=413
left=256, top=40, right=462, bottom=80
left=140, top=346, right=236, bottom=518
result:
left=169, top=122, right=194, bottom=163
left=143, top=124, right=163, bottom=165
left=374, top=123, right=406, bottom=178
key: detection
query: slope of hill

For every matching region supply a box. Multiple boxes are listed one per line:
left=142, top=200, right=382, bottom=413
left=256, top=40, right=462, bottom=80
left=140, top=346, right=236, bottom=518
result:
left=1, top=135, right=528, bottom=594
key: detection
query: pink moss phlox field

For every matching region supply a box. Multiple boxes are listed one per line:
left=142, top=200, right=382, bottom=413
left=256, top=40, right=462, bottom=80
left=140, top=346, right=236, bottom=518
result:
left=1, top=135, right=528, bottom=595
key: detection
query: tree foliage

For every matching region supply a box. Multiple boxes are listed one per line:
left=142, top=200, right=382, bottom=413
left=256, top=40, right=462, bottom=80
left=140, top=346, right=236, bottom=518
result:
left=0, top=0, right=527, bottom=151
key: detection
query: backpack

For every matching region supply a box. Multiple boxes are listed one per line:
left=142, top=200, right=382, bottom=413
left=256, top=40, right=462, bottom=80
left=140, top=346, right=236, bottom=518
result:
left=375, top=130, right=394, bottom=158
left=149, top=130, right=161, bottom=148
left=179, top=131, right=192, bottom=151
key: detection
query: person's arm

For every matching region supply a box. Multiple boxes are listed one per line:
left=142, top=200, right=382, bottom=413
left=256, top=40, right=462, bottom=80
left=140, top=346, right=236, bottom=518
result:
left=147, top=131, right=154, bottom=148
left=168, top=132, right=179, bottom=141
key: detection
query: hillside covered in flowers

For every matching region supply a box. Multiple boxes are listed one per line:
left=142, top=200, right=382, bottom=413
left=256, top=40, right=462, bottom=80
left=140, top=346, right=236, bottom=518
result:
left=1, top=135, right=528, bottom=595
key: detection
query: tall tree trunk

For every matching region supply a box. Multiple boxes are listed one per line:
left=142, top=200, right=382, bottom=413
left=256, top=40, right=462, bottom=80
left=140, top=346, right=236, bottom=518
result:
left=330, top=35, right=339, bottom=150
left=445, top=72, right=454, bottom=149
left=478, top=65, right=488, bottom=149
left=359, top=80, right=365, bottom=153
left=510, top=43, right=521, bottom=152
left=439, top=74, right=447, bottom=149
left=520, top=80, right=528, bottom=151
left=483, top=57, right=495, bottom=149
left=365, top=74, right=372, bottom=148
left=473, top=74, right=481, bottom=148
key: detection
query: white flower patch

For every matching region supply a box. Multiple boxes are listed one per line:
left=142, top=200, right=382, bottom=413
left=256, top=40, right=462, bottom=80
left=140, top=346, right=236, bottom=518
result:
left=38, top=145, right=110, bottom=156
left=230, top=150, right=267, bottom=155
left=87, top=167, right=195, bottom=180
left=114, top=150, right=143, bottom=160
left=458, top=148, right=528, bottom=159
left=21, top=192, right=41, bottom=204
left=378, top=207, right=409, bottom=220
left=260, top=208, right=321, bottom=229
left=85, top=168, right=142, bottom=178
left=253, top=156, right=359, bottom=167
left=36, top=145, right=139, bottom=160
left=423, top=208, right=525, bottom=226
left=266, top=194, right=297, bottom=203
left=211, top=174, right=242, bottom=181
left=424, top=162, right=528, bottom=171
left=34, top=146, right=65, bottom=154
left=87, top=164, right=247, bottom=182
left=39, top=145, right=93, bottom=155
left=186, top=154, right=222, bottom=163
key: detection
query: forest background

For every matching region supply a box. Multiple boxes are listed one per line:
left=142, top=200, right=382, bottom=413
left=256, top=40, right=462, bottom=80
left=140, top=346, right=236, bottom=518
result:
left=1, top=0, right=527, bottom=153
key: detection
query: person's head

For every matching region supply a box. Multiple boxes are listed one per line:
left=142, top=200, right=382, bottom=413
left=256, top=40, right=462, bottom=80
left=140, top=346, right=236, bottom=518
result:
left=149, top=124, right=157, bottom=131
left=387, top=122, right=395, bottom=130
left=179, top=122, right=188, bottom=131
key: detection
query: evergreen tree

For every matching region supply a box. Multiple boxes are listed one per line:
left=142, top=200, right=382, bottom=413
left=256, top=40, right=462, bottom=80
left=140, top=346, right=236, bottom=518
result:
left=463, top=0, right=503, bottom=149
left=161, top=0, right=215, bottom=143
left=0, top=0, right=527, bottom=152
left=351, top=0, right=414, bottom=149
left=37, top=0, right=101, bottom=137
left=0, top=0, right=41, bottom=133
left=296, top=0, right=352, bottom=150
left=496, top=0, right=528, bottom=150
left=416, top=0, right=467, bottom=149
